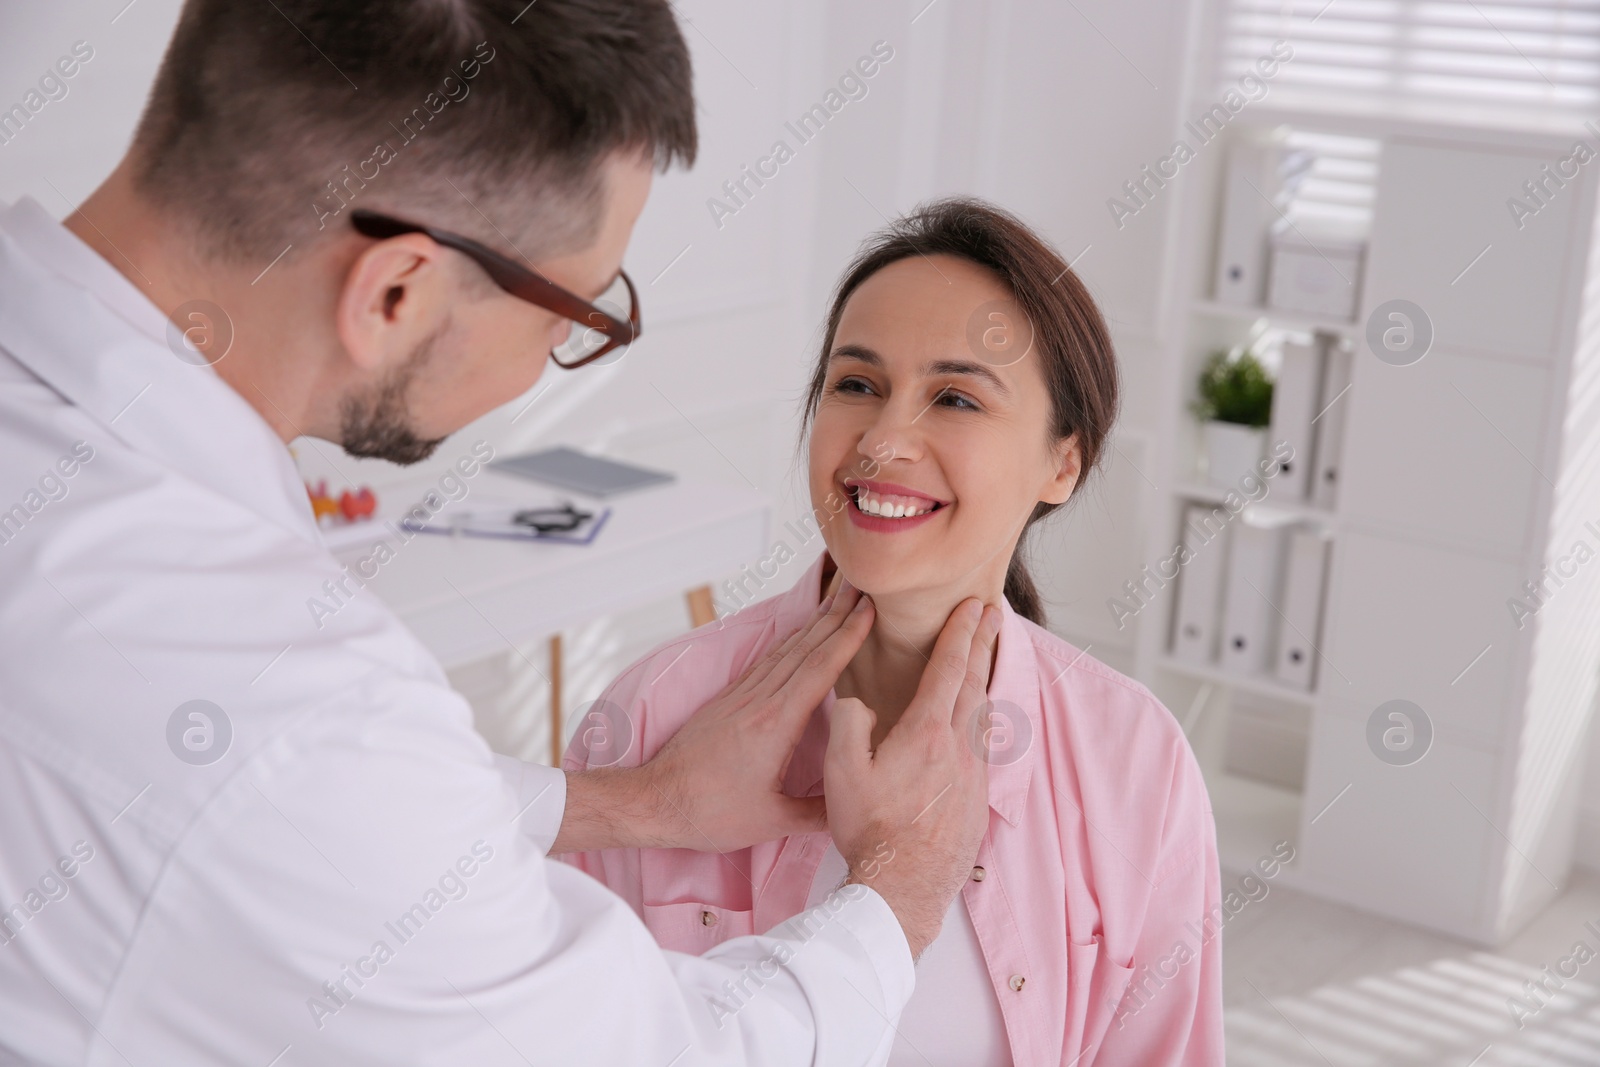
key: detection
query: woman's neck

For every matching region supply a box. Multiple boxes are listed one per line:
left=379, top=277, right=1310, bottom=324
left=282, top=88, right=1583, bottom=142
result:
left=832, top=578, right=1006, bottom=749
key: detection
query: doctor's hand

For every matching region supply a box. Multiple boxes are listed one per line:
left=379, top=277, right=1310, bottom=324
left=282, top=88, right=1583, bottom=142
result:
left=553, top=585, right=874, bottom=855
left=824, top=598, right=1001, bottom=960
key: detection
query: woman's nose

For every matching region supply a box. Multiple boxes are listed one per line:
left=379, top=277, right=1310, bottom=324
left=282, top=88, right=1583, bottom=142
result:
left=857, top=400, right=925, bottom=466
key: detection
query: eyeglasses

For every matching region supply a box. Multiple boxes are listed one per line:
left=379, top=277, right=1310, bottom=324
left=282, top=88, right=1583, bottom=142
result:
left=349, top=209, right=639, bottom=369
left=512, top=503, right=593, bottom=533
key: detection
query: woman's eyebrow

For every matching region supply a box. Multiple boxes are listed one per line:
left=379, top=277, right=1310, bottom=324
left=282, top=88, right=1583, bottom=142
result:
left=829, top=343, right=880, bottom=365
left=925, top=358, right=1010, bottom=397
left=830, top=345, right=1011, bottom=397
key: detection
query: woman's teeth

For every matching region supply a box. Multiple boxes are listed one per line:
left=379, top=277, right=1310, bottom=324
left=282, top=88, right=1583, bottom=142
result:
left=854, top=489, right=938, bottom=519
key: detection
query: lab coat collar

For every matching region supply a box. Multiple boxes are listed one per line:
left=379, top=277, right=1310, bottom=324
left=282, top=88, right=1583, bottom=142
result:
left=0, top=197, right=320, bottom=545
left=0, top=195, right=172, bottom=345
left=778, top=553, right=1038, bottom=828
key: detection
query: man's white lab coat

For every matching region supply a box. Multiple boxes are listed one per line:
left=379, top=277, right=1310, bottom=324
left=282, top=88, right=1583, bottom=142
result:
left=0, top=196, right=912, bottom=1066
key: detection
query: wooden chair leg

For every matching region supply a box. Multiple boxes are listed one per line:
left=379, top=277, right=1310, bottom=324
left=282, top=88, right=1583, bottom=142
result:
left=686, top=584, right=716, bottom=628
left=549, top=633, right=563, bottom=767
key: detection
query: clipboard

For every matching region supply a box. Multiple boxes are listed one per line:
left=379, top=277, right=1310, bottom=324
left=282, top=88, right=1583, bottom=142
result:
left=400, top=506, right=612, bottom=545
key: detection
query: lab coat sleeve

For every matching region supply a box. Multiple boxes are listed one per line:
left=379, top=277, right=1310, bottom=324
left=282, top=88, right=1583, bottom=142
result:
left=96, top=669, right=912, bottom=1067
left=1093, top=752, right=1226, bottom=1066
left=554, top=649, right=663, bottom=915
left=492, top=752, right=567, bottom=855
left=552, top=631, right=912, bottom=1067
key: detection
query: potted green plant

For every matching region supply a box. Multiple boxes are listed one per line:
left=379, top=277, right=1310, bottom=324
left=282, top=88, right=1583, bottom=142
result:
left=1191, top=348, right=1273, bottom=487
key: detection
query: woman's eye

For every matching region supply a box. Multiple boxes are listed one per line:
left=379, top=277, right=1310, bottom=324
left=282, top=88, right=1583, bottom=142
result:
left=831, top=376, right=875, bottom=396
left=936, top=389, right=979, bottom=411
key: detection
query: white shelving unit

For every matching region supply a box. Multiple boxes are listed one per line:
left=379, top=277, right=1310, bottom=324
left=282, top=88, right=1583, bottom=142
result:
left=1133, top=108, right=1600, bottom=945
left=1190, top=297, right=1360, bottom=340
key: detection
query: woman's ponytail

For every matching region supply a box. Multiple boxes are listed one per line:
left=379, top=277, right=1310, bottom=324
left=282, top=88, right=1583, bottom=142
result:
left=1003, top=550, right=1046, bottom=627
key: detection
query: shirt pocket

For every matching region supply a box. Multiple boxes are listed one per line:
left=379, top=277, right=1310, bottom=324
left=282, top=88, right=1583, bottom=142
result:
left=1066, top=934, right=1136, bottom=1060
left=641, top=900, right=756, bottom=954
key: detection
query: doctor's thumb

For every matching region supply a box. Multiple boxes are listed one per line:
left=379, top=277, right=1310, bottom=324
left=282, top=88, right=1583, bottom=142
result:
left=825, top=696, right=877, bottom=770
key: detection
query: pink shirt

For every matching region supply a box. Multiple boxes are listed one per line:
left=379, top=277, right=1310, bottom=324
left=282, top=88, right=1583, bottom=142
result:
left=562, top=554, right=1224, bottom=1066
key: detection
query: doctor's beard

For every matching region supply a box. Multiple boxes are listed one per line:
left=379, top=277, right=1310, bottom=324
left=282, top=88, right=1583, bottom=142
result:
left=339, top=327, right=449, bottom=465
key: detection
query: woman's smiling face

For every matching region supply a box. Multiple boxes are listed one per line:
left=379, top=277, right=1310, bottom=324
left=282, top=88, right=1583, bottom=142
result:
left=809, top=253, right=1082, bottom=603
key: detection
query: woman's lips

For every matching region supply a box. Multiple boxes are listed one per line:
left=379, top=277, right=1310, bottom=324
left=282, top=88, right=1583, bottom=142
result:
left=842, top=479, right=948, bottom=532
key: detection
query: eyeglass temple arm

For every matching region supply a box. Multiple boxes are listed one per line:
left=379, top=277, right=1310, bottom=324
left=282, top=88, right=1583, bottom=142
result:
left=350, top=209, right=630, bottom=333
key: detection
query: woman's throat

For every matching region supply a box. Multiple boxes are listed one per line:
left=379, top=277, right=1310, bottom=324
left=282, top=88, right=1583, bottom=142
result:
left=838, top=599, right=1000, bottom=748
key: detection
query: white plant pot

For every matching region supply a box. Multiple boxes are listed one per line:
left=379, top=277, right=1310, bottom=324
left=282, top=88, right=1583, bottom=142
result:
left=1203, top=421, right=1266, bottom=488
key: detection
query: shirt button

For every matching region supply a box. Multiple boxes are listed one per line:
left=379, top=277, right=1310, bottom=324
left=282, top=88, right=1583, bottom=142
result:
left=971, top=866, right=986, bottom=881
left=701, top=910, right=718, bottom=927
left=1009, top=974, right=1026, bottom=992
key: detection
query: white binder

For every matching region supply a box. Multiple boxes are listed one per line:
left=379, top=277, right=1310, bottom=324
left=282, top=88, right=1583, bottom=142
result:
left=1310, top=339, right=1353, bottom=511
left=1220, top=520, right=1287, bottom=677
left=1170, top=505, right=1230, bottom=665
left=1213, top=142, right=1275, bottom=307
left=1213, top=140, right=1314, bottom=307
left=1268, top=339, right=1321, bottom=501
left=1274, top=527, right=1330, bottom=690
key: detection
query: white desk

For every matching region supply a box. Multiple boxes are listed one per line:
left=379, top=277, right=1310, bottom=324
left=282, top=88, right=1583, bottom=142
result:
left=325, top=470, right=770, bottom=761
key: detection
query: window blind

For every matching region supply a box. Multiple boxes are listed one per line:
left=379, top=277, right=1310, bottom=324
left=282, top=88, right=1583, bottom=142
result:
left=1217, top=0, right=1600, bottom=130
left=1281, top=129, right=1381, bottom=234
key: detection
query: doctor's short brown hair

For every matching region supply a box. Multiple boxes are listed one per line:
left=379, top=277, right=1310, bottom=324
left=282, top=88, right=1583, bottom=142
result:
left=801, top=197, right=1121, bottom=628
left=130, top=0, right=696, bottom=263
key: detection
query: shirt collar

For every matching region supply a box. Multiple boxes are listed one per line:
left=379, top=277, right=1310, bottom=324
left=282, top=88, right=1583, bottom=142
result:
left=779, top=552, right=1039, bottom=827
left=0, top=196, right=321, bottom=545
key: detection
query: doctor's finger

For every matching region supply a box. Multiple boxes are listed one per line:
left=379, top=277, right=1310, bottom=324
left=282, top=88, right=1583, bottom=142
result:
left=950, top=606, right=1003, bottom=740
left=903, top=598, right=983, bottom=729
left=728, top=587, right=853, bottom=701
left=768, top=595, right=875, bottom=719
left=746, top=584, right=863, bottom=703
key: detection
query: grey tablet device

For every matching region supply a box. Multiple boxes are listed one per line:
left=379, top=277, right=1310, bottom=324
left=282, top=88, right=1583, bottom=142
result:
left=489, top=446, right=674, bottom=498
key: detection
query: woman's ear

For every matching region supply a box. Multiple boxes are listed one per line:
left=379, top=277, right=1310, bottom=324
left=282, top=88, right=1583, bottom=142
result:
left=1040, top=434, right=1082, bottom=506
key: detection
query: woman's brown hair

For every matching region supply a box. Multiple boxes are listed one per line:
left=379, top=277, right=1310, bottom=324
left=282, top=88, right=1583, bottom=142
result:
left=801, top=196, right=1120, bottom=626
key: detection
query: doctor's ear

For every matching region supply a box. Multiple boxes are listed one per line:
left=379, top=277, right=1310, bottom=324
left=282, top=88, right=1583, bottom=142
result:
left=1039, top=433, right=1082, bottom=506
left=333, top=232, right=453, bottom=373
